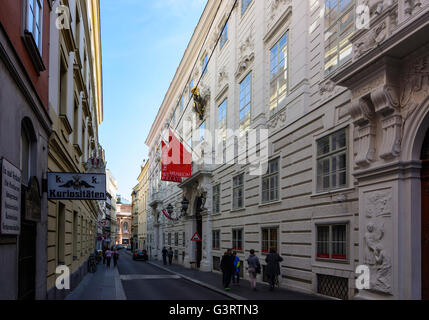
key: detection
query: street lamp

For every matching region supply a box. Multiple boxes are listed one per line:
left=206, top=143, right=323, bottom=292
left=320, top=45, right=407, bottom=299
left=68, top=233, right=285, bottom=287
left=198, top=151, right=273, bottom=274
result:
left=181, top=197, right=189, bottom=215
left=167, top=203, right=174, bottom=215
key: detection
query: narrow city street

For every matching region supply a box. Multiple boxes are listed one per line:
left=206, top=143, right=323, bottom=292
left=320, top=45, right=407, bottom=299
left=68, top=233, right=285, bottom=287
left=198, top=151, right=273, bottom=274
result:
left=117, top=251, right=231, bottom=300
left=67, top=250, right=232, bottom=300
left=2, top=0, right=429, bottom=305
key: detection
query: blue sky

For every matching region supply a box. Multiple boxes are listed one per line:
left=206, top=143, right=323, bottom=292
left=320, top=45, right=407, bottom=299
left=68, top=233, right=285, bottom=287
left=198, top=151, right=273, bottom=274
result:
left=99, top=0, right=207, bottom=198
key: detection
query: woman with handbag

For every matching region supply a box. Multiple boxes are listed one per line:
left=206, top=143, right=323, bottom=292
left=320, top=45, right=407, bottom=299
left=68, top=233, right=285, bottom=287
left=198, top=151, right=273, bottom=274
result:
left=247, top=249, right=260, bottom=291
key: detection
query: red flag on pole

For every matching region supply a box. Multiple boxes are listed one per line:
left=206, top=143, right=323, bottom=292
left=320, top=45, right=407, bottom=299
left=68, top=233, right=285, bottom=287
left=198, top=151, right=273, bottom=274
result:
left=161, top=130, right=192, bottom=182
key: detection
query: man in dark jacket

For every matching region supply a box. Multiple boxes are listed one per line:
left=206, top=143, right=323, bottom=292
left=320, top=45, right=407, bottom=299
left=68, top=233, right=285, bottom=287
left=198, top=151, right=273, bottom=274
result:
left=220, top=249, right=235, bottom=291
left=265, top=248, right=283, bottom=291
left=162, top=247, right=168, bottom=265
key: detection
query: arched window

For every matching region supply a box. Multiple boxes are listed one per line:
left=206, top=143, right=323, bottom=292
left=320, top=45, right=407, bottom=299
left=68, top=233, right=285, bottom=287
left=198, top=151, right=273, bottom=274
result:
left=123, top=222, right=128, bottom=234
left=20, top=118, right=37, bottom=186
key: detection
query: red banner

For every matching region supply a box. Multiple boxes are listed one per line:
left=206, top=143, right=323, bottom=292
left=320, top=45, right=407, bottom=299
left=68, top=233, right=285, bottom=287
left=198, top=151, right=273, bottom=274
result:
left=161, top=130, right=192, bottom=182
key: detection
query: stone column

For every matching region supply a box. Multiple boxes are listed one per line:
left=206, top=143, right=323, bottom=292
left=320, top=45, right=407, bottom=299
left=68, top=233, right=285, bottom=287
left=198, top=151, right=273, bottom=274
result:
left=200, top=209, right=212, bottom=272
left=183, top=216, right=195, bottom=268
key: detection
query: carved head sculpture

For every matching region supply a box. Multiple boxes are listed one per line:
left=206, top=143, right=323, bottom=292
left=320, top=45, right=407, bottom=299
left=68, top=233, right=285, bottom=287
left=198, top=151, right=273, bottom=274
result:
left=367, top=223, right=375, bottom=233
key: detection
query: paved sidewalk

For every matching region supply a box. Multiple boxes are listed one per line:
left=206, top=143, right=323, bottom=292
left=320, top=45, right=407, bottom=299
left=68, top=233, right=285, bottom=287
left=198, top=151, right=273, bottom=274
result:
left=145, top=256, right=326, bottom=300
left=66, top=261, right=126, bottom=300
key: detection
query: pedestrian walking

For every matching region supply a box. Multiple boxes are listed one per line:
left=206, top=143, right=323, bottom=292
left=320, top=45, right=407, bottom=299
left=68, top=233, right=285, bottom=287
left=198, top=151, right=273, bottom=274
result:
left=232, top=251, right=241, bottom=285
left=265, top=248, right=283, bottom=291
left=247, top=249, right=261, bottom=291
left=162, top=247, right=168, bottom=265
left=168, top=247, right=174, bottom=265
left=105, top=248, right=112, bottom=269
left=220, top=249, right=234, bottom=291
left=113, top=248, right=119, bottom=267
left=102, top=247, right=106, bottom=264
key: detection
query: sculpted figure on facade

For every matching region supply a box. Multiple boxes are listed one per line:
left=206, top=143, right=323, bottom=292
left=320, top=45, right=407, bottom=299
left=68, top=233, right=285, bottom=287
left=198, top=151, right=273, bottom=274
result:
left=217, top=66, right=228, bottom=90
left=364, top=222, right=384, bottom=265
left=373, top=245, right=392, bottom=293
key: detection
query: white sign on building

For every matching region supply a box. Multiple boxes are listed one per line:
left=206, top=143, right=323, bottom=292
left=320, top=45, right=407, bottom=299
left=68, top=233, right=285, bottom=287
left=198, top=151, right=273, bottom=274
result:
left=1, top=158, right=21, bottom=235
left=48, top=172, right=106, bottom=200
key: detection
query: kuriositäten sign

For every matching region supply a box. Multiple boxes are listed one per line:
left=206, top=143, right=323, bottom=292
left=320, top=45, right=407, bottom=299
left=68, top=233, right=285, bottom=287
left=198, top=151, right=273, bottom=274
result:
left=48, top=172, right=106, bottom=200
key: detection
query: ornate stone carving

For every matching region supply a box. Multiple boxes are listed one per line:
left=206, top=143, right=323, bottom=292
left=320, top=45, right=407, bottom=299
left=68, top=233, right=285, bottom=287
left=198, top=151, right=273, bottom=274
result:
left=217, top=66, right=228, bottom=89
left=363, top=189, right=393, bottom=294
left=365, top=190, right=392, bottom=218
left=404, top=0, right=423, bottom=17
left=319, top=80, right=336, bottom=95
left=370, top=86, right=402, bottom=159
left=235, top=29, right=255, bottom=78
left=400, top=55, right=429, bottom=121
left=267, top=0, right=292, bottom=31
left=354, top=21, right=387, bottom=59
left=350, top=98, right=377, bottom=166
left=267, top=108, right=286, bottom=130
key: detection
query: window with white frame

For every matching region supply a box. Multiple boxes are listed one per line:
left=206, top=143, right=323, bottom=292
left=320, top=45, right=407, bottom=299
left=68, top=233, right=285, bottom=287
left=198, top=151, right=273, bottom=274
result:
left=189, top=80, right=194, bottom=98
left=218, top=99, right=227, bottom=131
left=199, top=121, right=206, bottom=141
left=316, top=224, right=348, bottom=261
left=262, top=227, right=278, bottom=253
left=179, top=95, right=184, bottom=113
left=324, top=0, right=354, bottom=75
left=316, top=128, right=347, bottom=192
left=232, top=229, right=243, bottom=251
left=172, top=108, right=176, bottom=123
left=270, top=32, right=288, bottom=111
left=220, top=21, right=228, bottom=48
left=24, top=0, right=43, bottom=52
left=213, top=184, right=220, bottom=214
left=232, top=173, right=244, bottom=210
left=212, top=230, right=220, bottom=250
left=218, top=99, right=227, bottom=162
left=202, top=54, right=208, bottom=77
left=239, top=73, right=251, bottom=134
left=241, top=0, right=252, bottom=15
left=262, top=158, right=280, bottom=203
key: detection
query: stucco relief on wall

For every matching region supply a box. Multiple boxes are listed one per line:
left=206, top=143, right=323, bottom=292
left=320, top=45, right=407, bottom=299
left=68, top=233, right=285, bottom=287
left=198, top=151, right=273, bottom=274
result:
left=267, top=108, right=286, bottom=130
left=363, top=189, right=393, bottom=294
left=353, top=1, right=397, bottom=60
left=266, top=0, right=292, bottom=32
left=400, top=54, right=429, bottom=122
left=235, top=28, right=254, bottom=79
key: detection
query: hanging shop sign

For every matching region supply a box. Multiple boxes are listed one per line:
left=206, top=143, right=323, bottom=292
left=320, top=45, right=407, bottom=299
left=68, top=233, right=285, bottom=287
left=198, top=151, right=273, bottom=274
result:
left=48, top=172, right=106, bottom=200
left=1, top=158, right=21, bottom=235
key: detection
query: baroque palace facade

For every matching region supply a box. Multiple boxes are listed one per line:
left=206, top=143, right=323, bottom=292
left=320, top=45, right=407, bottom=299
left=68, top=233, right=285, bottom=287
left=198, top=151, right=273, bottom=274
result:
left=146, top=0, right=429, bottom=300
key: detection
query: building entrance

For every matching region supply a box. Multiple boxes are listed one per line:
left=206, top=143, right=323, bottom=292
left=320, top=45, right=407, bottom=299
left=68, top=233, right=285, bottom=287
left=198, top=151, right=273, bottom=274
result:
left=421, top=130, right=429, bottom=300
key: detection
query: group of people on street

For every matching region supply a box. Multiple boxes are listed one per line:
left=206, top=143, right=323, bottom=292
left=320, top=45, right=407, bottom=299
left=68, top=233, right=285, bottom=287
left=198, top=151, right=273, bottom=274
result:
left=220, top=248, right=283, bottom=291
left=160, top=245, right=283, bottom=292
left=102, top=246, right=119, bottom=269
left=162, top=247, right=174, bottom=266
